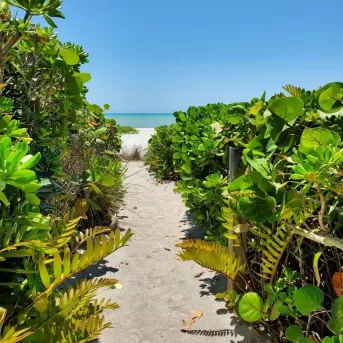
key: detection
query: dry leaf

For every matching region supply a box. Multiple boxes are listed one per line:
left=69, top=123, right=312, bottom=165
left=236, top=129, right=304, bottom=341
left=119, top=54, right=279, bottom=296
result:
left=332, top=272, right=343, bottom=296
left=308, top=335, right=319, bottom=343
left=182, top=311, right=203, bottom=330
left=190, top=311, right=203, bottom=319
left=194, top=272, right=204, bottom=278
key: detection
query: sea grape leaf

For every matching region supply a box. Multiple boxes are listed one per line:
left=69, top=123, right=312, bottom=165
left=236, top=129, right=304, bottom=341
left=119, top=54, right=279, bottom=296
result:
left=293, top=285, right=324, bottom=315
left=285, top=325, right=304, bottom=342
left=238, top=195, right=276, bottom=223
left=318, top=83, right=343, bottom=113
left=300, top=128, right=341, bottom=153
left=226, top=105, right=245, bottom=124
left=59, top=48, right=80, bottom=65
left=328, top=296, right=343, bottom=334
left=237, top=292, right=264, bottom=323
left=269, top=96, right=304, bottom=123
left=270, top=299, right=283, bottom=321
left=74, top=72, right=91, bottom=85
left=264, top=109, right=287, bottom=142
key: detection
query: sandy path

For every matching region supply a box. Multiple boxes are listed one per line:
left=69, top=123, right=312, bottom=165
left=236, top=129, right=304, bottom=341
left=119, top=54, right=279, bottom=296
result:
left=98, top=162, right=260, bottom=343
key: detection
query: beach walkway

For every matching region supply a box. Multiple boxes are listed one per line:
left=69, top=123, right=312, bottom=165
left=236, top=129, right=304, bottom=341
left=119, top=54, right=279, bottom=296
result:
left=98, top=162, right=261, bottom=343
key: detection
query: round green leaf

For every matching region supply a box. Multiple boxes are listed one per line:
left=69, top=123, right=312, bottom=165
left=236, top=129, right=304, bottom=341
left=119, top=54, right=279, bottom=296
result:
left=293, top=285, right=324, bottom=315
left=237, top=292, right=264, bottom=323
left=285, top=325, right=304, bottom=342
left=300, top=128, right=341, bottom=153
left=269, top=96, right=304, bottom=123
left=74, top=72, right=91, bottom=85
left=318, top=82, right=343, bottom=113
left=328, top=296, right=343, bottom=334
left=238, top=196, right=276, bottom=223
left=59, top=48, right=80, bottom=65
left=270, top=299, right=283, bottom=321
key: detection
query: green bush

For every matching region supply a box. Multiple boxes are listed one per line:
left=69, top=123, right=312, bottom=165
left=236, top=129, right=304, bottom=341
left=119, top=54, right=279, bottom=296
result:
left=146, top=83, right=343, bottom=340
left=0, top=1, right=131, bottom=341
left=145, top=125, right=179, bottom=181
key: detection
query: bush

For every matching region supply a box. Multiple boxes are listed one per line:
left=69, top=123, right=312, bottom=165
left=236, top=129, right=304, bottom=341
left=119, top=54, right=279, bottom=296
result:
left=0, top=1, right=131, bottom=341
left=145, top=125, right=179, bottom=181
left=148, top=83, right=343, bottom=341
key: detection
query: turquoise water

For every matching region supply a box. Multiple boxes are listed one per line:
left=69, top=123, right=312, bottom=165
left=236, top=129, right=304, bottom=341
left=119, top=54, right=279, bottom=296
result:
left=105, top=113, right=175, bottom=128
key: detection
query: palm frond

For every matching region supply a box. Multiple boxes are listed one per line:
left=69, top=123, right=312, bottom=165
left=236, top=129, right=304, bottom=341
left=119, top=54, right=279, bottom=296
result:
left=176, top=239, right=246, bottom=280
left=250, top=226, right=292, bottom=282
left=282, top=84, right=302, bottom=98
left=34, top=229, right=133, bottom=305
left=71, top=226, right=111, bottom=253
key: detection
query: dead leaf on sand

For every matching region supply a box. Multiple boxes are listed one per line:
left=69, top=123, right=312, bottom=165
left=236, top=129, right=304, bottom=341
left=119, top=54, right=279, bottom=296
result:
left=182, top=311, right=203, bottom=330
left=194, top=272, right=204, bottom=278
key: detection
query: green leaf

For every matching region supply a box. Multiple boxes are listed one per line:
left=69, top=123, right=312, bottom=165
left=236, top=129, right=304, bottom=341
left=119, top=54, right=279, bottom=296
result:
left=328, top=296, right=343, bottom=334
left=319, top=83, right=343, bottom=113
left=270, top=299, right=283, bottom=321
left=300, top=128, right=341, bottom=153
left=39, top=260, right=51, bottom=289
left=19, top=153, right=41, bottom=170
left=26, top=193, right=40, bottom=205
left=269, top=96, right=304, bottom=123
left=238, top=196, right=276, bottom=223
left=99, top=175, right=115, bottom=187
left=59, top=48, right=80, bottom=65
left=313, top=251, right=323, bottom=285
left=0, top=191, right=9, bottom=206
left=44, top=15, right=57, bottom=28
left=74, top=72, right=91, bottom=85
left=285, top=325, right=304, bottom=342
left=237, top=292, right=264, bottom=323
left=293, top=285, right=324, bottom=315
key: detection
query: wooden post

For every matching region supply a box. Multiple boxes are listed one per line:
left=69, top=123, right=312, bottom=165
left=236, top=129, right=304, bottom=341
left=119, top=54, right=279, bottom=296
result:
left=227, top=147, right=246, bottom=291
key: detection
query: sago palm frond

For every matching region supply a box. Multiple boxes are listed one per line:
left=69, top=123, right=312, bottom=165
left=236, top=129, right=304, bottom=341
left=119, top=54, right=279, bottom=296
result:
left=0, top=327, right=32, bottom=343
left=250, top=226, right=292, bottom=283
left=282, top=84, right=302, bottom=98
left=176, top=239, right=246, bottom=280
left=34, top=229, right=133, bottom=308
left=71, top=226, right=112, bottom=253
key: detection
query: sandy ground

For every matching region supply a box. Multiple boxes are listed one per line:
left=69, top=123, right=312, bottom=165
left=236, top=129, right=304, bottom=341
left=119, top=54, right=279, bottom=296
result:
left=121, top=128, right=155, bottom=157
left=98, top=162, right=263, bottom=343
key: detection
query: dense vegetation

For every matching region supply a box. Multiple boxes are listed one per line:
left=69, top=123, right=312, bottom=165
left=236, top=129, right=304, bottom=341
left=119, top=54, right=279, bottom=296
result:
left=146, top=82, right=343, bottom=341
left=0, top=1, right=132, bottom=341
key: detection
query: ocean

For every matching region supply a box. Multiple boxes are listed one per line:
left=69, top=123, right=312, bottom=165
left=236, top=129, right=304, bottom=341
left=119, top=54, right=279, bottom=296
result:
left=105, top=113, right=175, bottom=128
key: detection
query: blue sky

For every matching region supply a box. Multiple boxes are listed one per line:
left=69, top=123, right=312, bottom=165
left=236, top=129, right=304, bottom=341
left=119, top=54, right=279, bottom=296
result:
left=47, top=0, right=342, bottom=112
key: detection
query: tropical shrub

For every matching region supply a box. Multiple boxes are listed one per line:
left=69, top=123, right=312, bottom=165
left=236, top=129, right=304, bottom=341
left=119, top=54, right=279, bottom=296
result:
left=146, top=82, right=343, bottom=340
left=145, top=125, right=179, bottom=181
left=0, top=1, right=131, bottom=341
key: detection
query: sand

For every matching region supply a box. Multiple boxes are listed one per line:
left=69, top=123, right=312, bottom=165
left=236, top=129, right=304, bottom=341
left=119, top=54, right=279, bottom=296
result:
left=121, top=128, right=155, bottom=158
left=98, top=162, right=263, bottom=343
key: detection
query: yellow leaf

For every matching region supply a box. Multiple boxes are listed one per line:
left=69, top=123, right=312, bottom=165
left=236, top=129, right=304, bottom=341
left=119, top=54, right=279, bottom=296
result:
left=34, top=294, right=48, bottom=312
left=63, top=247, right=71, bottom=277
left=53, top=252, right=62, bottom=280
left=0, top=84, right=7, bottom=90
left=71, top=252, right=80, bottom=273
left=114, top=283, right=123, bottom=289
left=224, top=233, right=238, bottom=240
left=39, top=260, right=50, bottom=288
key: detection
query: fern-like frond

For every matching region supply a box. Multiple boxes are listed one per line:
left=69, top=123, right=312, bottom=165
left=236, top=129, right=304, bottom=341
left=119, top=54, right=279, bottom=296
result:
left=49, top=210, right=85, bottom=248
left=71, top=226, right=111, bottom=253
left=34, top=229, right=133, bottom=307
left=176, top=239, right=246, bottom=280
left=250, top=226, right=292, bottom=283
left=282, top=84, right=302, bottom=98
left=0, top=327, right=32, bottom=343
left=56, top=278, right=119, bottom=318
left=27, top=314, right=111, bottom=343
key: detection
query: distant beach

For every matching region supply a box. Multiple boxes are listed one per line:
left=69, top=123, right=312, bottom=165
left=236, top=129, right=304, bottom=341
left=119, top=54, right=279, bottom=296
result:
left=106, top=113, right=174, bottom=128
